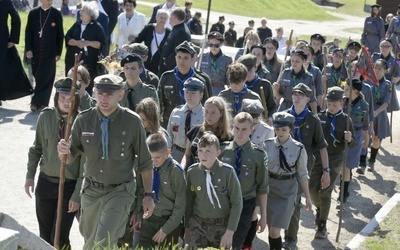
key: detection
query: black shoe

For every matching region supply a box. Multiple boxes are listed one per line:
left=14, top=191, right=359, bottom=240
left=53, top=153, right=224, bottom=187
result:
left=315, top=220, right=328, bottom=239
left=283, top=237, right=298, bottom=250
left=356, top=167, right=365, bottom=174
left=367, top=160, right=375, bottom=172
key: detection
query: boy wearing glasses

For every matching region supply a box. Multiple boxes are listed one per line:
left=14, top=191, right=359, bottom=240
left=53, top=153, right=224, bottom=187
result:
left=201, top=31, right=233, bottom=95
left=322, top=48, right=348, bottom=89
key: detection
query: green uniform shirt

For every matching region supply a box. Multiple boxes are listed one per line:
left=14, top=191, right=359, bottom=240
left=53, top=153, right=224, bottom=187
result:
left=119, top=79, right=159, bottom=111
left=70, top=106, right=152, bottom=184
left=140, top=68, right=159, bottom=89
left=138, top=156, right=187, bottom=235
left=186, top=159, right=243, bottom=231
left=219, top=141, right=269, bottom=200
left=27, top=108, right=84, bottom=203
left=218, top=88, right=261, bottom=117
left=79, top=92, right=97, bottom=111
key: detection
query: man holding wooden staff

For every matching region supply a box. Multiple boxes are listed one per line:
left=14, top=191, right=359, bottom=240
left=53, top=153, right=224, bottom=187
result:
left=25, top=78, right=83, bottom=249
left=57, top=74, right=154, bottom=249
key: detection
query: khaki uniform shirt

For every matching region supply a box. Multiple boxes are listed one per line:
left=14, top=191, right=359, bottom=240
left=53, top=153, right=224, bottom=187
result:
left=27, top=108, right=84, bottom=203
left=219, top=141, right=269, bottom=200
left=119, top=79, right=159, bottom=111
left=218, top=88, right=261, bottom=117
left=70, top=106, right=152, bottom=184
left=200, top=52, right=232, bottom=87
left=167, top=103, right=204, bottom=148
left=186, top=159, right=243, bottom=231
left=264, top=137, right=309, bottom=181
left=251, top=122, right=274, bottom=149
left=138, top=156, right=187, bottom=235
left=80, top=92, right=97, bottom=111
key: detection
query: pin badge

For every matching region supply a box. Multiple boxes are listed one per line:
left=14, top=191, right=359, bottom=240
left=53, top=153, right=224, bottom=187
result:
left=122, top=131, right=126, bottom=135
left=197, top=186, right=201, bottom=191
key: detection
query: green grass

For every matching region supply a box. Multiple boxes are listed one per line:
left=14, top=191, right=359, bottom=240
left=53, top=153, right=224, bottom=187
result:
left=327, top=0, right=371, bottom=17
left=175, top=0, right=338, bottom=21
left=362, top=204, right=400, bottom=250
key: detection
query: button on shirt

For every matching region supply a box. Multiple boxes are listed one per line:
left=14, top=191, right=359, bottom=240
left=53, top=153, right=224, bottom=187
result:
left=167, top=103, right=204, bottom=148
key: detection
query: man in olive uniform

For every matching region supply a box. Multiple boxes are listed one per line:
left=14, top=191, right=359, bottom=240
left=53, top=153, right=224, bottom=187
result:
left=219, top=112, right=268, bottom=249
left=119, top=54, right=159, bottom=111
left=200, top=31, right=233, bottom=95
left=210, top=15, right=225, bottom=34
left=158, top=41, right=209, bottom=128
left=57, top=74, right=155, bottom=249
left=126, top=43, right=160, bottom=89
left=284, top=83, right=329, bottom=249
left=224, top=21, right=237, bottom=47
left=136, top=133, right=186, bottom=249
left=219, top=63, right=261, bottom=118
left=25, top=78, right=83, bottom=249
left=185, top=132, right=243, bottom=249
left=236, top=54, right=276, bottom=123
left=309, top=86, right=355, bottom=239
left=310, top=33, right=326, bottom=71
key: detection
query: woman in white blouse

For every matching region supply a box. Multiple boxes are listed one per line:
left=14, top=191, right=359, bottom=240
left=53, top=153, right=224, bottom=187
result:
left=115, top=0, right=146, bottom=49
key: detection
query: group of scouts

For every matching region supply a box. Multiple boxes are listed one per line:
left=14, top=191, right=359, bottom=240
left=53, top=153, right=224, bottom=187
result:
left=21, top=1, right=400, bottom=250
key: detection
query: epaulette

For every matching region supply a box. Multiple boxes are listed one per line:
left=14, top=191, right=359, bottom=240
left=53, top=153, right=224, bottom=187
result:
left=79, top=107, right=94, bottom=114
left=220, top=141, right=231, bottom=146
left=41, top=107, right=54, bottom=112
left=187, top=163, right=199, bottom=170
left=222, top=162, right=234, bottom=170
left=172, top=159, right=184, bottom=171
left=293, top=140, right=304, bottom=149
left=143, top=82, right=156, bottom=90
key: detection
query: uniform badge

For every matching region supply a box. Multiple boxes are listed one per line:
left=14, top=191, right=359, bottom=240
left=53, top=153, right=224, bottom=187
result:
left=163, top=181, right=168, bottom=185
left=82, top=132, right=94, bottom=136
left=197, top=186, right=201, bottom=191
left=191, top=185, right=195, bottom=191
left=122, top=131, right=126, bottom=135
left=218, top=179, right=221, bottom=182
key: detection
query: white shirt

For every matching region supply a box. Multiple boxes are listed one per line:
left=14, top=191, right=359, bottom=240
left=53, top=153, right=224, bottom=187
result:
left=273, top=35, right=287, bottom=57
left=151, top=31, right=166, bottom=56
left=116, top=10, right=146, bottom=48
left=161, top=3, right=177, bottom=30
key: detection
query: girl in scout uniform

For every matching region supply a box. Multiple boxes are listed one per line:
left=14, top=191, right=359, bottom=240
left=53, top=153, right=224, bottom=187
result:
left=386, top=7, right=400, bottom=47
left=339, top=79, right=369, bottom=204
left=368, top=59, right=393, bottom=171
left=235, top=30, right=261, bottom=60
left=273, top=50, right=318, bottom=113
left=167, top=77, right=205, bottom=162
left=361, top=4, right=385, bottom=54
left=263, top=112, right=311, bottom=250
left=182, top=96, right=232, bottom=170
left=263, top=38, right=282, bottom=83
left=250, top=44, right=271, bottom=81
left=302, top=45, right=324, bottom=109
left=323, top=48, right=348, bottom=89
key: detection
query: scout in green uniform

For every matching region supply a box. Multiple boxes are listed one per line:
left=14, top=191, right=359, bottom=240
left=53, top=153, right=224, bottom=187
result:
left=57, top=74, right=154, bottom=249
left=67, top=65, right=97, bottom=111
left=219, top=112, right=268, bottom=249
left=126, top=43, right=160, bottom=89
left=25, top=78, right=83, bottom=249
left=236, top=54, right=276, bottom=123
left=284, top=83, right=329, bottom=250
left=218, top=63, right=261, bottom=118
left=309, top=86, right=355, bottom=239
left=119, top=54, right=159, bottom=111
left=263, top=38, right=283, bottom=84
left=134, top=133, right=186, bottom=249
left=250, top=44, right=272, bottom=82
left=185, top=132, right=243, bottom=249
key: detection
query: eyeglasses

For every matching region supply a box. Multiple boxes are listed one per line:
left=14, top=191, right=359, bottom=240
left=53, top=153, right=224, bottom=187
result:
left=209, top=43, right=221, bottom=48
left=380, top=45, right=391, bottom=48
left=374, top=66, right=384, bottom=70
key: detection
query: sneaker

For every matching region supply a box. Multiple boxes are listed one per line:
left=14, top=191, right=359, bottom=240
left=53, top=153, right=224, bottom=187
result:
left=367, top=160, right=375, bottom=172
left=356, top=167, right=365, bottom=174
left=315, top=227, right=328, bottom=239
left=283, top=237, right=298, bottom=250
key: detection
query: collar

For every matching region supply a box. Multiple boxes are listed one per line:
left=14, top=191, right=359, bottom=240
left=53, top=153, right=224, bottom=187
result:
left=95, top=105, right=121, bottom=121
left=184, top=103, right=203, bottom=115
left=233, top=140, right=251, bottom=152
left=210, top=50, right=222, bottom=60
left=291, top=67, right=305, bottom=78
left=41, top=6, right=51, bottom=11
left=200, top=159, right=221, bottom=173
left=274, top=136, right=293, bottom=149
left=156, top=156, right=173, bottom=171
left=125, top=78, right=143, bottom=91
left=162, top=3, right=177, bottom=11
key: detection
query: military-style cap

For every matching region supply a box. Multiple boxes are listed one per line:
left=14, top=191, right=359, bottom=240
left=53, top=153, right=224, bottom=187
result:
left=310, top=33, right=326, bottom=44
left=347, top=41, right=361, bottom=50
left=208, top=31, right=224, bottom=42
left=272, top=112, right=295, bottom=128
left=183, top=77, right=204, bottom=91
left=293, top=83, right=312, bottom=97
left=54, top=77, right=80, bottom=95
left=332, top=48, right=344, bottom=55
left=250, top=44, right=266, bottom=55
left=263, top=37, right=279, bottom=49
left=127, top=43, right=149, bottom=56
left=175, top=41, right=196, bottom=55
left=350, top=79, right=363, bottom=92
left=229, top=21, right=235, bottom=25
left=236, top=54, right=257, bottom=68
left=219, top=16, right=225, bottom=20
left=371, top=4, right=381, bottom=9
left=326, top=86, right=344, bottom=101
left=121, top=54, right=142, bottom=67
left=189, top=42, right=200, bottom=54
left=241, top=99, right=263, bottom=115
left=94, top=74, right=123, bottom=93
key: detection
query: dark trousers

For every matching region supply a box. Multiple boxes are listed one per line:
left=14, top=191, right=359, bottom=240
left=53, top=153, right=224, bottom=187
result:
left=31, top=58, right=56, bottom=107
left=232, top=198, right=257, bottom=249
left=35, top=174, right=77, bottom=249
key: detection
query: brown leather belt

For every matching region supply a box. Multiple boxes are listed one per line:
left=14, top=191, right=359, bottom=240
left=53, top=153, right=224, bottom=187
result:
left=39, top=172, right=74, bottom=183
left=85, top=177, right=121, bottom=188
left=269, top=171, right=296, bottom=180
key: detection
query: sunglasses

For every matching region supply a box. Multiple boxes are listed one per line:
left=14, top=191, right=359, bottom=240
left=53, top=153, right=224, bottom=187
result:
left=209, top=43, right=221, bottom=48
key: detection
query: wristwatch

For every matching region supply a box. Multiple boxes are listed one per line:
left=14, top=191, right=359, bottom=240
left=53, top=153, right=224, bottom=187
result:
left=144, top=191, right=155, bottom=199
left=323, top=167, right=331, bottom=173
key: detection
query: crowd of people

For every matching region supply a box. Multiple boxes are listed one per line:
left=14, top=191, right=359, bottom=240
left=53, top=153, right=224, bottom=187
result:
left=1, top=0, right=399, bottom=249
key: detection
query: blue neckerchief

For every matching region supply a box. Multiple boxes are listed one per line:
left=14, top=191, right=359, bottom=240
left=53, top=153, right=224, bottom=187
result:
left=245, top=74, right=260, bottom=89
left=174, top=67, right=195, bottom=104
left=328, top=110, right=343, bottom=141
left=373, top=17, right=379, bottom=31
left=139, top=67, right=146, bottom=78
left=101, top=117, right=110, bottom=160
left=152, top=157, right=173, bottom=201
left=289, top=105, right=309, bottom=143
left=234, top=146, right=242, bottom=181
left=232, top=86, right=248, bottom=114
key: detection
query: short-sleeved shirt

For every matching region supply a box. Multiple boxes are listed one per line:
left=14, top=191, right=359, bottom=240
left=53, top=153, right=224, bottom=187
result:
left=250, top=122, right=274, bottom=149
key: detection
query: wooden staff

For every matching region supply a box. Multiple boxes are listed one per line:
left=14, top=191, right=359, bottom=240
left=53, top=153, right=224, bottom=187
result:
left=197, top=0, right=212, bottom=70
left=260, top=86, right=268, bottom=122
left=336, top=55, right=354, bottom=242
left=54, top=53, right=82, bottom=249
left=273, top=30, right=293, bottom=98
left=322, top=46, right=328, bottom=109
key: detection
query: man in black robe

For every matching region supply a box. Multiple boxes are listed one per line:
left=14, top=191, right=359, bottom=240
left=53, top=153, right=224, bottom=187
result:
left=25, top=0, right=63, bottom=111
left=100, top=0, right=118, bottom=55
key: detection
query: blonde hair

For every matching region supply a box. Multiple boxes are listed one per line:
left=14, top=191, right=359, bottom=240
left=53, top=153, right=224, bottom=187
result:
left=202, top=96, right=232, bottom=141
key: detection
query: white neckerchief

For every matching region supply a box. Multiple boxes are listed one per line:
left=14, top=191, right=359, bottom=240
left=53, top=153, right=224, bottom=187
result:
left=205, top=169, right=221, bottom=209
